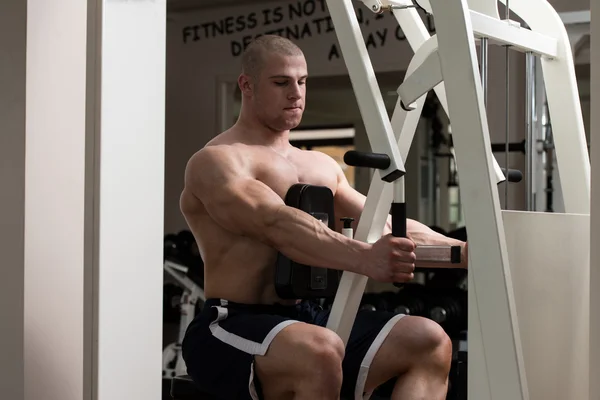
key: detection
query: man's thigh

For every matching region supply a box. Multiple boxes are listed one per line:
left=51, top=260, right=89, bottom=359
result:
left=342, top=309, right=407, bottom=399
left=254, top=307, right=407, bottom=400
left=182, top=300, right=301, bottom=400
left=254, top=321, right=345, bottom=399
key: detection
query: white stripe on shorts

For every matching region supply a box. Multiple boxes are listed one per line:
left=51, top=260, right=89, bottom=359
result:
left=355, top=314, right=406, bottom=400
left=208, top=305, right=300, bottom=356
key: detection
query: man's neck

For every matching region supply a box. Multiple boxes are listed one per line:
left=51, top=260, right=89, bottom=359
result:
left=234, top=117, right=291, bottom=154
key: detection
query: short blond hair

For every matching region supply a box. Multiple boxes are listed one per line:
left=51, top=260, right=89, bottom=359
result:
left=241, top=35, right=304, bottom=78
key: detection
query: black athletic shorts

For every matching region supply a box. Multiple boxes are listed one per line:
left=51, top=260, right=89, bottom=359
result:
left=181, top=298, right=406, bottom=400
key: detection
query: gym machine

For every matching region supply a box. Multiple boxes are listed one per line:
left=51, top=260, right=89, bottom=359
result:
left=163, top=232, right=206, bottom=381
left=162, top=260, right=206, bottom=379
left=323, top=1, right=591, bottom=400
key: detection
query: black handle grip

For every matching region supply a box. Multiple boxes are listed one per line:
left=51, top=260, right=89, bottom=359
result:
left=391, top=203, right=407, bottom=238
left=392, top=202, right=408, bottom=289
left=491, top=140, right=526, bottom=154
left=344, top=151, right=390, bottom=170
left=501, top=168, right=523, bottom=183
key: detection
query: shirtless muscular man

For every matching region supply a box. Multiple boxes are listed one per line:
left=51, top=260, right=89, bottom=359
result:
left=180, top=35, right=468, bottom=400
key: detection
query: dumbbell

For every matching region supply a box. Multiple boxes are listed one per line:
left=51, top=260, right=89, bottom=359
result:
left=427, top=288, right=467, bottom=335
left=425, top=268, right=468, bottom=290
left=176, top=230, right=200, bottom=258
left=164, top=233, right=181, bottom=262
left=360, top=292, right=396, bottom=312
left=391, top=284, right=428, bottom=316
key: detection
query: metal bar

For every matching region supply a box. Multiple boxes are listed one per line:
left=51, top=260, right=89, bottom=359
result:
left=480, top=37, right=488, bottom=107
left=491, top=140, right=525, bottom=153
left=496, top=0, right=590, bottom=214
left=505, top=46, right=510, bottom=208
left=428, top=0, right=528, bottom=397
left=505, top=0, right=511, bottom=209
left=470, top=11, right=558, bottom=58
left=525, top=52, right=536, bottom=210
left=392, top=8, right=507, bottom=185
left=396, top=49, right=443, bottom=107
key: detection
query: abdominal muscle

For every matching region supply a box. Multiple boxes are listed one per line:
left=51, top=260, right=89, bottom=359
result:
left=181, top=192, right=299, bottom=306
left=203, top=240, right=296, bottom=305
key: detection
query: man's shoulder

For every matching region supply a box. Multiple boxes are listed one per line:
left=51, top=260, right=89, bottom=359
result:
left=205, top=129, right=234, bottom=146
left=299, top=148, right=343, bottom=171
left=184, top=145, right=245, bottom=196
left=187, top=138, right=258, bottom=183
left=188, top=144, right=237, bottom=170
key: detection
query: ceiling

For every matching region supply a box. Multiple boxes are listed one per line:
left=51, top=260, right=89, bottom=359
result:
left=168, top=0, right=278, bottom=12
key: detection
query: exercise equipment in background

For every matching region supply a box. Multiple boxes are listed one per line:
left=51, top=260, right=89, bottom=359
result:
left=360, top=282, right=467, bottom=339
left=162, top=231, right=206, bottom=380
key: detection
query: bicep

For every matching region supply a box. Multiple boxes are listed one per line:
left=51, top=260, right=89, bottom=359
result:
left=185, top=148, right=285, bottom=243
left=204, top=178, right=285, bottom=240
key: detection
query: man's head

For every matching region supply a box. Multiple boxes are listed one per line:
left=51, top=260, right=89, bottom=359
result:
left=238, top=35, right=307, bottom=133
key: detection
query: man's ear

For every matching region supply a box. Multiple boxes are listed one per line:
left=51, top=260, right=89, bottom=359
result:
left=238, top=74, right=253, bottom=96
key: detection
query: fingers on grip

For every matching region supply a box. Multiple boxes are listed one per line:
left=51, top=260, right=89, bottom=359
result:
left=390, top=236, right=416, bottom=252
left=390, top=255, right=415, bottom=272
left=393, top=272, right=414, bottom=283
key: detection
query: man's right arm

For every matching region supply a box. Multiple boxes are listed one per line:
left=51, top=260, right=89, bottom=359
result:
left=184, top=146, right=372, bottom=276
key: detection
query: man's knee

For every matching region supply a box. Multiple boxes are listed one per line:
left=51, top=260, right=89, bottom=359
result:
left=256, top=324, right=344, bottom=397
left=392, top=316, right=452, bottom=370
left=298, top=327, right=345, bottom=378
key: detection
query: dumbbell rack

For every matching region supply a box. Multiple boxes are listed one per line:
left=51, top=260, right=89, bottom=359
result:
left=324, top=0, right=590, bottom=399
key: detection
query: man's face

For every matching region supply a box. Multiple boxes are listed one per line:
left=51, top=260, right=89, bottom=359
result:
left=248, top=53, right=308, bottom=132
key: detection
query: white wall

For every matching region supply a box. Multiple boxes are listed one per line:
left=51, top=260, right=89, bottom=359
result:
left=555, top=0, right=591, bottom=13
left=96, top=2, right=166, bottom=399
left=0, top=0, right=26, bottom=398
left=24, top=1, right=90, bottom=399
left=590, top=1, right=599, bottom=398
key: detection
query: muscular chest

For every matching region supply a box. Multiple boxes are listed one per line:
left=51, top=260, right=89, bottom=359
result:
left=253, top=149, right=338, bottom=200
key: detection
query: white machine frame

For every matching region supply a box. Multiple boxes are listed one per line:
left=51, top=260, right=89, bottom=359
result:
left=162, top=260, right=206, bottom=379
left=324, top=0, right=590, bottom=399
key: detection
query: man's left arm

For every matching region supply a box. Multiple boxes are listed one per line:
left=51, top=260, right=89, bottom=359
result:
left=333, top=164, right=468, bottom=269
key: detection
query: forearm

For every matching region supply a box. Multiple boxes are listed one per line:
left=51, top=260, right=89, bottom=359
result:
left=406, top=218, right=468, bottom=268
left=383, top=217, right=468, bottom=268
left=268, top=206, right=371, bottom=275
